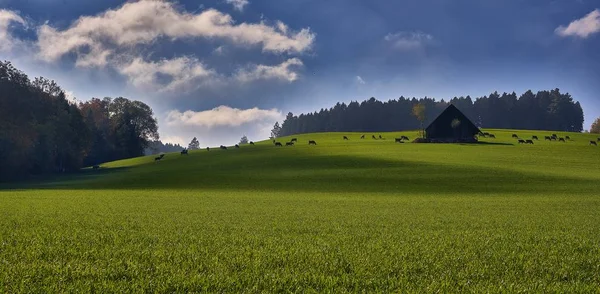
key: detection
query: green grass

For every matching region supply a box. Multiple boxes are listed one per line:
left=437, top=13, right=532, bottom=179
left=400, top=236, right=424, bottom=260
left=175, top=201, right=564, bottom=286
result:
left=1, top=129, right=600, bottom=292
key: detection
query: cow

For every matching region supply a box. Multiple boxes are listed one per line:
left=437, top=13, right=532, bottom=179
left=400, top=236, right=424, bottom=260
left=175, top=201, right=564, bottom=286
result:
left=249, top=141, right=255, bottom=145
left=275, top=142, right=283, bottom=147
left=559, top=138, right=566, bottom=142
left=532, top=136, right=538, bottom=140
left=591, top=141, right=598, bottom=146
left=512, top=134, right=519, bottom=139
left=544, top=136, right=551, bottom=141
left=525, top=139, right=534, bottom=144
left=155, top=156, right=162, bottom=161
left=597, top=138, right=600, bottom=142
left=489, top=134, right=496, bottom=138
left=206, top=147, right=210, bottom=151
left=181, top=149, right=188, bottom=155
left=92, top=165, right=100, bottom=169
left=482, top=132, right=490, bottom=137
left=401, top=136, right=410, bottom=141
left=286, top=142, right=294, bottom=146
left=552, top=133, right=558, bottom=138
left=565, top=136, right=571, bottom=140
left=551, top=136, right=557, bottom=141
left=360, top=135, right=365, bottom=139
left=343, top=136, right=349, bottom=140
left=394, top=138, right=403, bottom=143
left=291, top=138, right=298, bottom=142
left=518, top=139, right=526, bottom=144
left=379, top=135, right=383, bottom=139
left=235, top=144, right=240, bottom=148
left=308, top=140, right=317, bottom=145
left=220, top=145, right=227, bottom=150
left=372, top=135, right=377, bottom=140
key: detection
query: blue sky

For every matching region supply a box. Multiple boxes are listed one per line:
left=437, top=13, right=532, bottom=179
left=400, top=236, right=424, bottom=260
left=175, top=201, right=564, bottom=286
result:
left=1, top=0, right=599, bottom=146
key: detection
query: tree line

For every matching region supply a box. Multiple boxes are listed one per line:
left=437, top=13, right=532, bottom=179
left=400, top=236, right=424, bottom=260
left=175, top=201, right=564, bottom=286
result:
left=276, top=89, right=585, bottom=137
left=0, top=61, right=158, bottom=181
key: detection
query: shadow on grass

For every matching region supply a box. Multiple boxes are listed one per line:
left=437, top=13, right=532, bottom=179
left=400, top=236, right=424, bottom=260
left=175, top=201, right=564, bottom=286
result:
left=0, top=167, right=130, bottom=190
left=4, top=148, right=595, bottom=195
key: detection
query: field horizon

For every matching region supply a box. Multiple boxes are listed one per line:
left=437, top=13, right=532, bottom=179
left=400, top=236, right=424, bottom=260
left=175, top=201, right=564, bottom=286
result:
left=1, top=128, right=599, bottom=292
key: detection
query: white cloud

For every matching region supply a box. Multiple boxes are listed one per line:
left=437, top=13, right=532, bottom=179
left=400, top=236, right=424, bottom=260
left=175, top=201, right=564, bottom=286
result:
left=166, top=105, right=283, bottom=128
left=117, top=56, right=215, bottom=92
left=0, top=9, right=26, bottom=52
left=235, top=58, right=303, bottom=82
left=225, top=0, right=249, bottom=12
left=356, top=75, right=365, bottom=84
left=36, top=0, right=315, bottom=65
left=555, top=9, right=600, bottom=38
left=384, top=31, right=433, bottom=50
left=213, top=45, right=226, bottom=55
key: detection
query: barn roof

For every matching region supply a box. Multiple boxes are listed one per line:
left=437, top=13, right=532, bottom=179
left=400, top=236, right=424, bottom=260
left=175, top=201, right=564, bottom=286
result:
left=425, top=104, right=481, bottom=139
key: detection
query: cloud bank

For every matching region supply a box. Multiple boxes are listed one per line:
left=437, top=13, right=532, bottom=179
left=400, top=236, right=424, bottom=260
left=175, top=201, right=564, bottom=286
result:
left=556, top=9, right=600, bottom=38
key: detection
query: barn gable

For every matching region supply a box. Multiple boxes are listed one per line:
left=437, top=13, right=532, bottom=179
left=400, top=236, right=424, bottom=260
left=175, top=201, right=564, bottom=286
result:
left=425, top=104, right=481, bottom=142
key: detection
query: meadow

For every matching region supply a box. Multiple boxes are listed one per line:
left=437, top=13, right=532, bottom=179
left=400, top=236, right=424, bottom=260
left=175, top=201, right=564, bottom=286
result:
left=1, top=129, right=599, bottom=292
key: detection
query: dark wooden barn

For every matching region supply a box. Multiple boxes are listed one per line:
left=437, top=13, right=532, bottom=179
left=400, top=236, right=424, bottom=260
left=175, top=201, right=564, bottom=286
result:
left=425, top=104, right=481, bottom=142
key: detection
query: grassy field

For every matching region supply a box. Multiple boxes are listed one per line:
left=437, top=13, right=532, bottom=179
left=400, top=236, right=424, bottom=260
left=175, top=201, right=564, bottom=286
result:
left=1, top=129, right=600, bottom=292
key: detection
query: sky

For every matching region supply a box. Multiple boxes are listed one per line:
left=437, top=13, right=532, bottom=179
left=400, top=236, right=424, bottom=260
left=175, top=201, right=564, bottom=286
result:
left=1, top=0, right=599, bottom=147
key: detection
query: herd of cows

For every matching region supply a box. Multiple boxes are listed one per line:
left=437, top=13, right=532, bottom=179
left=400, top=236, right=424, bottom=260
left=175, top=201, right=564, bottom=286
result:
left=147, top=132, right=600, bottom=162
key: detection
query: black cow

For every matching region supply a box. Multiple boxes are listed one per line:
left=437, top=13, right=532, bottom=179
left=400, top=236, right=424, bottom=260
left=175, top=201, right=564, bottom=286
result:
left=482, top=132, right=490, bottom=137
left=525, top=139, right=534, bottom=144
left=155, top=156, right=162, bottom=161
left=360, top=135, right=365, bottom=139
left=235, top=144, right=240, bottom=148
left=275, top=142, right=283, bottom=147
left=394, top=138, right=403, bottom=143
left=512, top=134, right=518, bottom=139
left=249, top=141, right=255, bottom=145
left=343, top=136, right=349, bottom=140
left=206, top=147, right=210, bottom=151
left=565, top=136, right=571, bottom=140
left=220, top=145, right=227, bottom=150
left=544, top=136, right=551, bottom=141
left=291, top=138, right=298, bottom=142
left=372, top=135, right=377, bottom=139
left=308, top=140, right=317, bottom=145
left=181, top=149, right=188, bottom=155
left=532, top=136, right=538, bottom=140
left=597, top=137, right=600, bottom=142
left=591, top=141, right=598, bottom=146
left=286, top=142, right=294, bottom=146
left=401, top=136, right=410, bottom=141
left=92, top=165, right=100, bottom=169
left=379, top=135, right=383, bottom=139
left=559, top=138, right=566, bottom=142
left=518, top=139, right=526, bottom=144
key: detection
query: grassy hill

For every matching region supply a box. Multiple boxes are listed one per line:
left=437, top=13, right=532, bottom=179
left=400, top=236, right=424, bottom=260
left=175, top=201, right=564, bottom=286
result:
left=1, top=129, right=599, bottom=292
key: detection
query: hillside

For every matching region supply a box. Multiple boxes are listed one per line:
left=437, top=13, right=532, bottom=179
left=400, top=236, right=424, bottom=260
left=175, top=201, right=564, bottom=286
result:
left=1, top=129, right=599, bottom=292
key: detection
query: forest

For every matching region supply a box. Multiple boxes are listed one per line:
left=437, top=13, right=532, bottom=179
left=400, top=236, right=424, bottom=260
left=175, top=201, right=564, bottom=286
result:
left=278, top=90, right=584, bottom=137
left=0, top=61, right=159, bottom=181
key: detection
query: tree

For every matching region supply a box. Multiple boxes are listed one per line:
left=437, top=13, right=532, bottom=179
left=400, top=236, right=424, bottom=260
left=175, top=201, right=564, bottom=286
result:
left=271, top=122, right=281, bottom=138
left=591, top=118, right=600, bottom=134
left=188, top=137, right=200, bottom=150
left=412, top=103, right=426, bottom=138
left=239, top=135, right=249, bottom=144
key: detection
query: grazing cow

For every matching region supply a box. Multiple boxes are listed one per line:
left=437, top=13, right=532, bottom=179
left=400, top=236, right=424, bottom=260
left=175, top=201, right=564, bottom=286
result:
left=597, top=138, right=600, bottom=142
left=565, top=136, right=571, bottom=140
left=379, top=135, right=383, bottom=139
left=372, top=135, right=377, bottom=140
left=552, top=133, right=558, bottom=138
left=155, top=156, right=162, bottom=161
left=286, top=142, right=294, bottom=146
left=591, top=141, right=598, bottom=146
left=401, top=136, right=410, bottom=141
left=551, top=136, right=557, bottom=141
left=343, top=136, right=349, bottom=140
left=525, top=139, right=534, bottom=144
left=206, top=147, right=210, bottom=151
left=482, top=132, right=490, bottom=137
left=291, top=138, right=298, bottom=142
left=532, top=136, right=538, bottom=140
left=93, top=165, right=100, bottom=169
left=489, top=134, right=496, bottom=138
left=394, top=138, right=403, bottom=143
left=235, top=144, right=240, bottom=148
left=220, top=145, right=227, bottom=150
left=181, top=149, right=188, bottom=155
left=249, top=141, right=254, bottom=145
left=544, top=136, right=551, bottom=141
left=308, top=140, right=317, bottom=145
left=518, top=139, right=526, bottom=144
left=360, top=135, right=365, bottom=139
left=512, top=134, right=518, bottom=139
left=559, top=138, right=566, bottom=142
left=275, top=142, right=283, bottom=147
